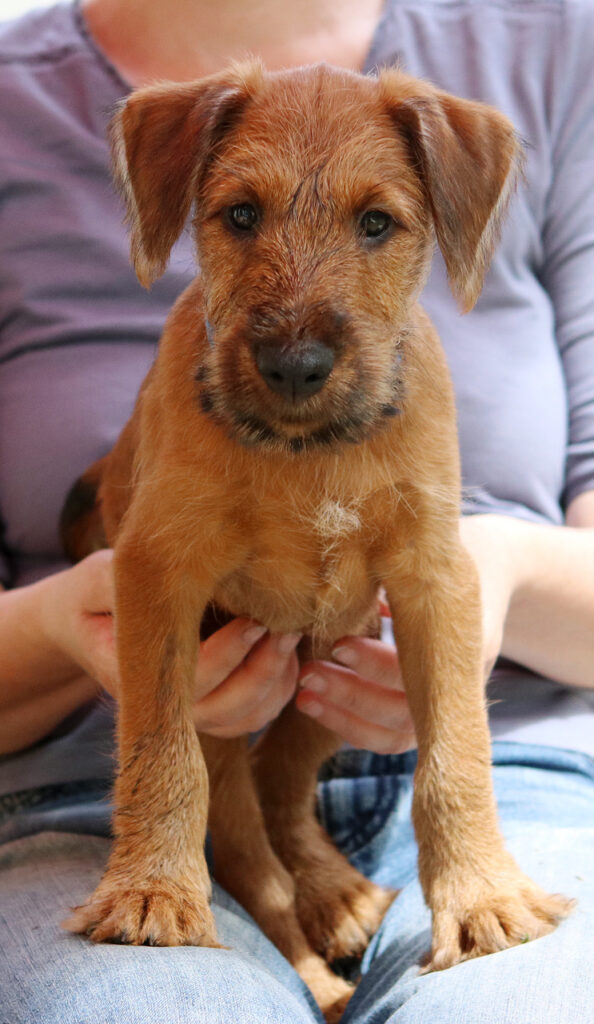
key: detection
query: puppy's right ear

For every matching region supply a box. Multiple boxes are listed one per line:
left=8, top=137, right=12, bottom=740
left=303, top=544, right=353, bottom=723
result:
left=110, top=62, right=263, bottom=287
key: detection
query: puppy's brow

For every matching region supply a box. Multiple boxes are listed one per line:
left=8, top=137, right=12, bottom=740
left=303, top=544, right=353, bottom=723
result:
left=199, top=162, right=269, bottom=212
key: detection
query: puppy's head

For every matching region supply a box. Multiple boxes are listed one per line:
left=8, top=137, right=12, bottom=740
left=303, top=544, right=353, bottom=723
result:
left=111, top=62, right=522, bottom=452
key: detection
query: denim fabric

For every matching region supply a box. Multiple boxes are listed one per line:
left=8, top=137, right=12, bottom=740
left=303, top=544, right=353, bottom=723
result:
left=0, top=742, right=593, bottom=1024
left=0, top=778, right=113, bottom=845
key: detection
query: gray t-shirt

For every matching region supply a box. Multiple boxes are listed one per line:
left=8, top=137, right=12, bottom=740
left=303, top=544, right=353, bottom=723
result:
left=1, top=0, right=593, bottom=804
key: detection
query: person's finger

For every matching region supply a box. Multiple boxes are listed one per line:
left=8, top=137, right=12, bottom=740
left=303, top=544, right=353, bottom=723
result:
left=295, top=682, right=416, bottom=754
left=327, top=636, right=405, bottom=691
left=201, top=656, right=297, bottom=736
left=194, top=632, right=300, bottom=735
left=194, top=618, right=269, bottom=696
left=299, top=661, right=409, bottom=730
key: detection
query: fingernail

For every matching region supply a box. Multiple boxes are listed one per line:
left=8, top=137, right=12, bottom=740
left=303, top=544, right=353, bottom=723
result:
left=277, top=632, right=302, bottom=655
left=300, top=698, right=323, bottom=718
left=300, top=672, right=326, bottom=694
left=332, top=645, right=357, bottom=667
left=242, top=623, right=268, bottom=645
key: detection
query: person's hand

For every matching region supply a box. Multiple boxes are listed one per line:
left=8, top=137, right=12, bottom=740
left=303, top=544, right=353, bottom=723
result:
left=191, top=620, right=299, bottom=736
left=293, top=516, right=521, bottom=754
left=38, top=548, right=119, bottom=696
left=296, top=635, right=416, bottom=754
left=39, top=549, right=299, bottom=736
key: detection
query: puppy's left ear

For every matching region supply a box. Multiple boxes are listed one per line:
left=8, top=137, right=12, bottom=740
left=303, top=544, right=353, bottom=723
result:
left=110, top=62, right=263, bottom=287
left=380, top=70, right=523, bottom=312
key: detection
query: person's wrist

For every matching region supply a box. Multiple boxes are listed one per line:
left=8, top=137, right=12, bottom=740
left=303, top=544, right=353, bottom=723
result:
left=504, top=518, right=552, bottom=633
left=490, top=515, right=548, bottom=611
left=461, top=513, right=523, bottom=598
left=490, top=514, right=528, bottom=597
left=460, top=513, right=527, bottom=672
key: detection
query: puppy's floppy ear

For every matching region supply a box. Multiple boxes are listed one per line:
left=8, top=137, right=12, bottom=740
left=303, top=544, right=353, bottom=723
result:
left=380, top=70, right=523, bottom=313
left=110, top=61, right=263, bottom=287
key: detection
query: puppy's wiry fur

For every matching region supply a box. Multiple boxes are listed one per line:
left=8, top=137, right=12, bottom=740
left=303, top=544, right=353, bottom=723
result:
left=61, top=63, right=571, bottom=1021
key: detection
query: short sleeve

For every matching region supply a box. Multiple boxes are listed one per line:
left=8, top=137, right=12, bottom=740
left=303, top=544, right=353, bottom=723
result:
left=541, top=1, right=594, bottom=510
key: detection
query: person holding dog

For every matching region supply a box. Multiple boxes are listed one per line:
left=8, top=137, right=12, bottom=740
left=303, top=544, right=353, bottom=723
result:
left=0, top=0, right=593, bottom=1022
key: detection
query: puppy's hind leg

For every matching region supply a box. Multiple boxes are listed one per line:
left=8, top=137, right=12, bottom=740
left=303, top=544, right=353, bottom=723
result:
left=251, top=705, right=396, bottom=965
left=59, top=455, right=108, bottom=562
left=201, top=733, right=355, bottom=1024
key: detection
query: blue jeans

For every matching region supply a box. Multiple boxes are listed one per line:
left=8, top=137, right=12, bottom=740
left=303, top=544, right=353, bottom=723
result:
left=0, top=742, right=592, bottom=1023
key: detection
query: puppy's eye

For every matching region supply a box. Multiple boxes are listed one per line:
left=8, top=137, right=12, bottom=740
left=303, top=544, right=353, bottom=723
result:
left=360, top=210, right=393, bottom=240
left=228, top=203, right=259, bottom=232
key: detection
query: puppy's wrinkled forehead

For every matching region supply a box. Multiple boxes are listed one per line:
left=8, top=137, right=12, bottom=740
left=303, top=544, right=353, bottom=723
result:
left=200, top=65, right=421, bottom=219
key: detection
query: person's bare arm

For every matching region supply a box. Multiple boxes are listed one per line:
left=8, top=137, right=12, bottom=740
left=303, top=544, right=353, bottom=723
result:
left=461, top=491, right=594, bottom=688
left=5, top=492, right=593, bottom=757
left=0, top=555, right=111, bottom=754
left=0, top=550, right=299, bottom=755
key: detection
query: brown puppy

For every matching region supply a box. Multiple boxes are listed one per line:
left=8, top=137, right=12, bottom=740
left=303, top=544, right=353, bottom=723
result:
left=61, top=62, right=571, bottom=1021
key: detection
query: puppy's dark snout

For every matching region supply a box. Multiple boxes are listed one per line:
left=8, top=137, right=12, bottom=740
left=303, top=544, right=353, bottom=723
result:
left=255, top=341, right=334, bottom=400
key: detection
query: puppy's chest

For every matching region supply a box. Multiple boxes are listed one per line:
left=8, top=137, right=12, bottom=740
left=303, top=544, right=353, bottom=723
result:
left=214, top=496, right=377, bottom=638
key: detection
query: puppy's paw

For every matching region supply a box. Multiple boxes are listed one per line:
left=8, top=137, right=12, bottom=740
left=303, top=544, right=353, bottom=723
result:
left=298, top=862, right=396, bottom=963
left=300, top=956, right=355, bottom=1023
left=63, top=875, right=221, bottom=948
left=322, top=981, right=356, bottom=1024
left=426, top=875, right=573, bottom=971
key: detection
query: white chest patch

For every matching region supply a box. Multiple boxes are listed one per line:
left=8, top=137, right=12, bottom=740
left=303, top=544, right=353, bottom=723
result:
left=307, top=497, right=367, bottom=636
left=314, top=497, right=362, bottom=549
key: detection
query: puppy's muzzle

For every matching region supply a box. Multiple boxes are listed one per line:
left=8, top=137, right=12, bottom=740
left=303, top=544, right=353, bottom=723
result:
left=255, top=340, right=334, bottom=400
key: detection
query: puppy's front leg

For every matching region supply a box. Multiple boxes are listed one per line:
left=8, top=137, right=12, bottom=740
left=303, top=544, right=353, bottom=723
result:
left=65, top=533, right=218, bottom=947
left=384, top=533, right=571, bottom=970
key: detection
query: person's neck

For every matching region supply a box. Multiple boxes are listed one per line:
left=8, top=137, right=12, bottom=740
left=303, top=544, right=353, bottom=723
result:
left=81, top=0, right=385, bottom=86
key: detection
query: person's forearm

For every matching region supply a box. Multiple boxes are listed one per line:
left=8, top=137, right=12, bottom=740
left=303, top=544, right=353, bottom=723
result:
left=0, top=578, right=100, bottom=753
left=503, top=518, right=594, bottom=688
left=462, top=502, right=594, bottom=689
left=1, top=578, right=81, bottom=696
left=0, top=671, right=99, bottom=755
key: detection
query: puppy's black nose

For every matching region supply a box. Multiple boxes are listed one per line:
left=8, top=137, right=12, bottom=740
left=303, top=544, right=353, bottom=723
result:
left=255, top=341, right=334, bottom=399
